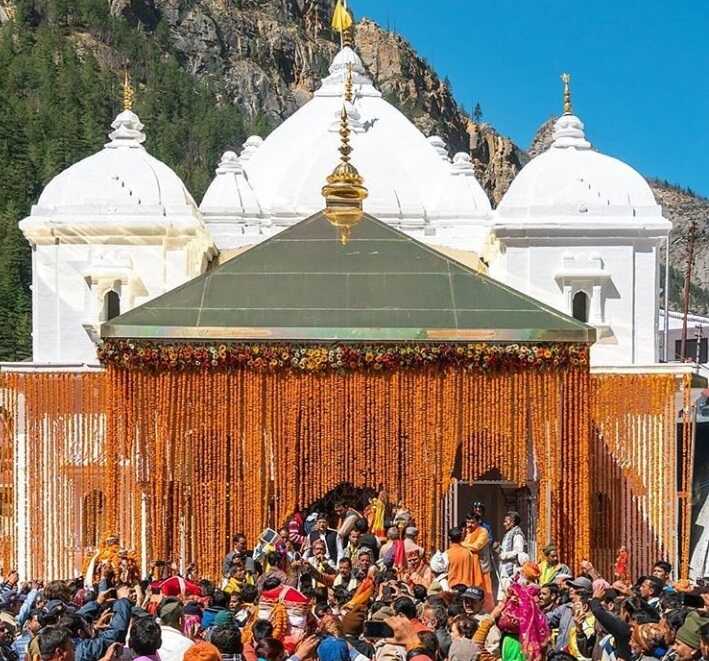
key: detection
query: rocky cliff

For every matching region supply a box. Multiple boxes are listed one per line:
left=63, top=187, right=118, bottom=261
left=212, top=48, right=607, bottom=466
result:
left=0, top=0, right=530, bottom=203
left=105, top=0, right=527, bottom=199
left=650, top=181, right=709, bottom=311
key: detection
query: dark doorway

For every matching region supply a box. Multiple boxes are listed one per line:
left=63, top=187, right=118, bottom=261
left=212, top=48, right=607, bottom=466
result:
left=104, top=290, right=121, bottom=321
left=572, top=291, right=589, bottom=323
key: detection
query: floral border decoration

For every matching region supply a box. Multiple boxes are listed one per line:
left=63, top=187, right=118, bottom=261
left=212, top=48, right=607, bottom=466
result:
left=98, top=340, right=590, bottom=373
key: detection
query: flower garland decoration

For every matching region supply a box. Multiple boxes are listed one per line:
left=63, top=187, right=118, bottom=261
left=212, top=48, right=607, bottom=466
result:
left=0, top=362, right=689, bottom=581
left=590, top=373, right=680, bottom=578
left=98, top=340, right=589, bottom=373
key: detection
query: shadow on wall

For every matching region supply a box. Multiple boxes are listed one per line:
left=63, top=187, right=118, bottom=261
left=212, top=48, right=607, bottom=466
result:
left=591, top=425, right=670, bottom=579
left=690, top=422, right=709, bottom=577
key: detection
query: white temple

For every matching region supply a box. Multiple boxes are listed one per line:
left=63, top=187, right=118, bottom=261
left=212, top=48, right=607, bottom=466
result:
left=9, top=43, right=709, bottom=584
left=492, top=110, right=671, bottom=365
left=19, top=47, right=671, bottom=368
left=20, top=108, right=216, bottom=364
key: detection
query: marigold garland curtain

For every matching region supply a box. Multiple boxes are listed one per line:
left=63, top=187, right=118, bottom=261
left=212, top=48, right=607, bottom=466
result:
left=102, top=362, right=592, bottom=578
left=590, top=373, right=685, bottom=578
left=0, top=361, right=686, bottom=581
left=0, top=372, right=108, bottom=578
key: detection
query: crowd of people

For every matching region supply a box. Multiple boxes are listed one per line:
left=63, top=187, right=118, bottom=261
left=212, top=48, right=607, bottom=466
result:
left=1, top=499, right=708, bottom=661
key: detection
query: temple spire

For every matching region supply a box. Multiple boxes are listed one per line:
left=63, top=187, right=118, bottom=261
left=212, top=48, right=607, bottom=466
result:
left=552, top=73, right=591, bottom=150
left=344, top=63, right=353, bottom=103
left=107, top=67, right=145, bottom=148
left=123, top=67, right=135, bottom=113
left=561, top=72, right=572, bottom=115
left=321, top=99, right=368, bottom=245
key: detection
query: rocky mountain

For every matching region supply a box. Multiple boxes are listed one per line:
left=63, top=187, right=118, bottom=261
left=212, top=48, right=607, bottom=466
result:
left=528, top=116, right=555, bottom=158
left=107, top=0, right=529, bottom=203
left=0, top=0, right=536, bottom=206
left=651, top=181, right=709, bottom=313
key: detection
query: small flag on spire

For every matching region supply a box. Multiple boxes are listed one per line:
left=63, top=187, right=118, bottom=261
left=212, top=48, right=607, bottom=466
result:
left=331, top=0, right=353, bottom=35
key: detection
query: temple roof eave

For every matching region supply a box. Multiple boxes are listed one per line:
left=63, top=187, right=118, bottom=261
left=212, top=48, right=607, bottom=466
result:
left=100, top=324, right=595, bottom=344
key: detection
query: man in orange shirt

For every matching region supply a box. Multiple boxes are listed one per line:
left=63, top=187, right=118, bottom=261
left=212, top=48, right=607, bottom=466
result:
left=463, top=512, right=495, bottom=611
left=445, top=527, right=475, bottom=587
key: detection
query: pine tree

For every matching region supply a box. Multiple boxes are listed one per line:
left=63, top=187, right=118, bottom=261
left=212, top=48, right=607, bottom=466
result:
left=0, top=204, right=30, bottom=360
left=473, top=102, right=483, bottom=124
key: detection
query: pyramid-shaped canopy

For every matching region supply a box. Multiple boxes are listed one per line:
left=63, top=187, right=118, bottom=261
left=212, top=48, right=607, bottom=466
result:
left=101, top=212, right=594, bottom=343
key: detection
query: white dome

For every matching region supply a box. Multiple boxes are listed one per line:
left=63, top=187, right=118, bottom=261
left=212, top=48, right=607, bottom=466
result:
left=24, top=110, right=203, bottom=237
left=435, top=152, right=484, bottom=217
left=230, top=47, right=490, bottom=233
left=200, top=150, right=263, bottom=220
left=497, top=113, right=662, bottom=222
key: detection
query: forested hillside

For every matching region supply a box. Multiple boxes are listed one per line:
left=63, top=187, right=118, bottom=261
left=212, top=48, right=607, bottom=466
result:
left=0, top=0, right=257, bottom=359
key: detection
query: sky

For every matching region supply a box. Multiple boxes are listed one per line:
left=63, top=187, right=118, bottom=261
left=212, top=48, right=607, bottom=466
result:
left=352, top=0, right=709, bottom=196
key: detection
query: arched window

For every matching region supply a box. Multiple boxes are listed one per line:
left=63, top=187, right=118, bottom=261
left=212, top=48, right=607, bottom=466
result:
left=82, top=490, right=105, bottom=548
left=572, top=291, right=589, bottom=323
left=104, top=290, right=121, bottom=321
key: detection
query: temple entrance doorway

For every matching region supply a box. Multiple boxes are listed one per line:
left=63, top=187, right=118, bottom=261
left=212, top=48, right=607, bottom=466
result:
left=440, top=470, right=536, bottom=594
left=453, top=482, right=534, bottom=541
left=441, top=471, right=535, bottom=543
left=301, top=482, right=378, bottom=530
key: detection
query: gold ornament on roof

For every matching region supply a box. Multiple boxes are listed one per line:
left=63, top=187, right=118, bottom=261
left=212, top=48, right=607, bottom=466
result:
left=322, top=66, right=368, bottom=246
left=123, top=67, right=135, bottom=112
left=344, top=63, right=353, bottom=103
left=561, top=72, right=572, bottom=115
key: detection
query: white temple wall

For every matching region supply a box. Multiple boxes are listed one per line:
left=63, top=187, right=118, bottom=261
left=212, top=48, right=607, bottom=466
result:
left=490, top=237, right=662, bottom=366
left=32, top=241, right=204, bottom=364
left=34, top=244, right=97, bottom=364
left=632, top=244, right=661, bottom=364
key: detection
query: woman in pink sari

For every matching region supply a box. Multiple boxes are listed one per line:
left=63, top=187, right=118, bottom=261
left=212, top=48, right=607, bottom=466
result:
left=496, top=581, right=550, bottom=661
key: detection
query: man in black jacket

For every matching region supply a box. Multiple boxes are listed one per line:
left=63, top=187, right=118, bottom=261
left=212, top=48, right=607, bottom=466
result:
left=223, top=534, right=252, bottom=578
left=304, top=515, right=338, bottom=563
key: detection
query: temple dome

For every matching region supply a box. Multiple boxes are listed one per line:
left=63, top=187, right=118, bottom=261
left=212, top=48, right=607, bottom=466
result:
left=23, top=110, right=203, bottom=238
left=225, top=47, right=490, bottom=235
left=435, top=152, right=485, bottom=218
left=200, top=150, right=263, bottom=220
left=497, top=113, right=662, bottom=223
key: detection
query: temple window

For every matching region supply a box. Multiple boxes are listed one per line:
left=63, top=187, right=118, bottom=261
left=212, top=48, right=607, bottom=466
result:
left=103, top=290, right=121, bottom=321
left=572, top=291, right=589, bottom=323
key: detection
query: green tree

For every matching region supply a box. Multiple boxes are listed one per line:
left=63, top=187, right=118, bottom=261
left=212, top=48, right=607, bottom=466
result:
left=473, top=102, right=483, bottom=123
left=0, top=0, right=254, bottom=359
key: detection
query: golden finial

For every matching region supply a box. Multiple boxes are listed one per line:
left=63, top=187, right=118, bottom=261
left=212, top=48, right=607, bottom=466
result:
left=322, top=105, right=368, bottom=245
left=122, top=67, right=135, bottom=112
left=561, top=72, right=572, bottom=115
left=344, top=63, right=353, bottom=103
left=338, top=106, right=352, bottom=164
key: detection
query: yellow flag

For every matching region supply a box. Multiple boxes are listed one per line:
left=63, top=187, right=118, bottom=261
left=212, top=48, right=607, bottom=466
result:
left=331, top=0, right=353, bottom=33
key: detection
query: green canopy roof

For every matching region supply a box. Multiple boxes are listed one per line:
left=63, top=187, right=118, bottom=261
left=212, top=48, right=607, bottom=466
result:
left=101, top=212, right=595, bottom=343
